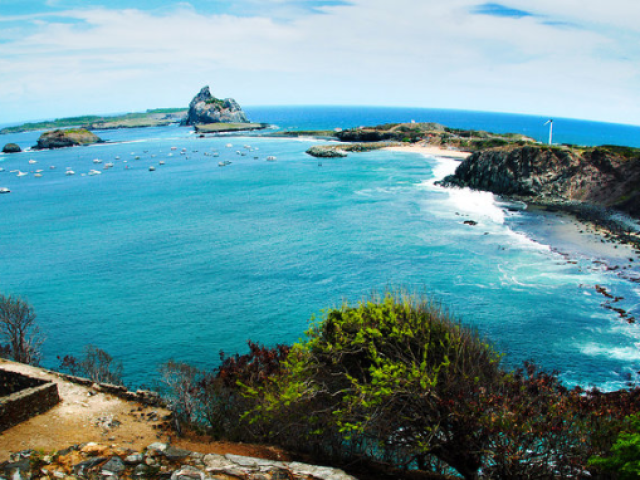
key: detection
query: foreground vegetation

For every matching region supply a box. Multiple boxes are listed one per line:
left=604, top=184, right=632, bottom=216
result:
left=4, top=291, right=640, bottom=478
left=154, top=291, right=640, bottom=479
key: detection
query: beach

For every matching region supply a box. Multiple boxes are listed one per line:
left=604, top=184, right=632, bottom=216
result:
left=383, top=143, right=472, bottom=159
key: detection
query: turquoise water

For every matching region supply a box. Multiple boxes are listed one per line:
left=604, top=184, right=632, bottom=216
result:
left=1, top=108, right=640, bottom=388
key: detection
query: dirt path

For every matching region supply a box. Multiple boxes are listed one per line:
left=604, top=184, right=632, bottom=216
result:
left=0, top=360, right=289, bottom=462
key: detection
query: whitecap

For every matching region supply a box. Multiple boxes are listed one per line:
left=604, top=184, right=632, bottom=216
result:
left=579, top=342, right=640, bottom=361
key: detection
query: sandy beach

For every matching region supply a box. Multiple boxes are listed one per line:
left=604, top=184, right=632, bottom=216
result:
left=383, top=143, right=472, bottom=159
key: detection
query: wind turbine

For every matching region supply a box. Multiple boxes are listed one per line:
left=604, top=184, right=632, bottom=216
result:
left=543, top=119, right=553, bottom=145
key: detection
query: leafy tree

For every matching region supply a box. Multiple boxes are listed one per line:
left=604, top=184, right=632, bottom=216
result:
left=0, top=294, right=44, bottom=365
left=245, top=291, right=503, bottom=478
left=589, top=413, right=640, bottom=479
left=58, top=344, right=124, bottom=385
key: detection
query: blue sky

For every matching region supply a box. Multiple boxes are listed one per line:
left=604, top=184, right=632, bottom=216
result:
left=1, top=0, right=639, bottom=125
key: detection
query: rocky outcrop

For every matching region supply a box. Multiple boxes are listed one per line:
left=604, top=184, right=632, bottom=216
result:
left=306, top=142, right=401, bottom=158
left=438, top=146, right=640, bottom=218
left=34, top=129, right=102, bottom=150
left=1, top=443, right=357, bottom=480
left=185, top=86, right=249, bottom=125
left=2, top=143, right=21, bottom=153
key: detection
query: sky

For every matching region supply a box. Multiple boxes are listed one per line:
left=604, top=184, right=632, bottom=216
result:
left=1, top=0, right=639, bottom=125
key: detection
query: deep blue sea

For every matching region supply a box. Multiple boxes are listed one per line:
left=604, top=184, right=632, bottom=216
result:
left=1, top=106, right=640, bottom=389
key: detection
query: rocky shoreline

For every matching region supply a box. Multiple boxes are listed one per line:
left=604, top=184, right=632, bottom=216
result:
left=437, top=145, right=640, bottom=247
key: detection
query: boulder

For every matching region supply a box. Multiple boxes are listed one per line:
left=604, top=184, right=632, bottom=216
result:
left=185, top=86, right=249, bottom=125
left=2, top=143, right=21, bottom=153
left=35, top=129, right=102, bottom=150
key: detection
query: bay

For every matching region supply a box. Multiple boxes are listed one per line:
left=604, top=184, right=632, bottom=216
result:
left=1, top=107, right=639, bottom=389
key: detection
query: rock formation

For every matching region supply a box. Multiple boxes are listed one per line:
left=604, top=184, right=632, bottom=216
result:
left=2, top=143, right=21, bottom=153
left=438, top=145, right=640, bottom=218
left=306, top=142, right=401, bottom=158
left=34, top=129, right=102, bottom=150
left=185, top=86, right=249, bottom=125
left=1, top=442, right=356, bottom=480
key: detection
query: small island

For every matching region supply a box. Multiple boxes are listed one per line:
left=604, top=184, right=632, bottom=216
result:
left=2, top=143, right=21, bottom=154
left=34, top=128, right=103, bottom=150
left=185, top=86, right=268, bottom=134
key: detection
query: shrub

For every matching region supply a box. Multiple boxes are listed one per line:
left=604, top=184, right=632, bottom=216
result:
left=0, top=294, right=44, bottom=365
left=589, top=413, right=640, bottom=478
left=245, top=291, right=503, bottom=477
left=58, top=344, right=124, bottom=385
left=240, top=291, right=640, bottom=478
left=157, top=341, right=290, bottom=440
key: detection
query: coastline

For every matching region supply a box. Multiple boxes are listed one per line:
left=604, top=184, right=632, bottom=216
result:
left=395, top=145, right=640, bottom=283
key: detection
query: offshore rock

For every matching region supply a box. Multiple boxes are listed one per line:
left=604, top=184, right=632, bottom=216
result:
left=185, top=86, right=249, bottom=125
left=2, top=143, right=21, bottom=153
left=35, top=129, right=102, bottom=150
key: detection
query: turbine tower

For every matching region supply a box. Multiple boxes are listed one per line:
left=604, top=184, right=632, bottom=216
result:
left=544, top=119, right=553, bottom=145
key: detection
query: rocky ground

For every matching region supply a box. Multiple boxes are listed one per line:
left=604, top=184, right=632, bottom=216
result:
left=0, top=360, right=288, bottom=464
left=1, top=442, right=356, bottom=480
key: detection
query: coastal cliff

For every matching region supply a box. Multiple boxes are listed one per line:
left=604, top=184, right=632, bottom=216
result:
left=438, top=145, right=640, bottom=218
left=185, top=86, right=249, bottom=125
left=34, top=129, right=102, bottom=150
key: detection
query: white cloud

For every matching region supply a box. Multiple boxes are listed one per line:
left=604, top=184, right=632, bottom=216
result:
left=0, top=0, right=639, bottom=125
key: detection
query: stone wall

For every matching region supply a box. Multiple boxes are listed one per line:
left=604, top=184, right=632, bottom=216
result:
left=0, top=369, right=60, bottom=432
left=55, top=372, right=166, bottom=408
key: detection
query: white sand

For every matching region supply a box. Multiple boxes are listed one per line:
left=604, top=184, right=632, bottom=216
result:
left=383, top=144, right=472, bottom=159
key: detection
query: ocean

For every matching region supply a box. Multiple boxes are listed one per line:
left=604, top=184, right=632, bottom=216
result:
left=1, top=106, right=639, bottom=389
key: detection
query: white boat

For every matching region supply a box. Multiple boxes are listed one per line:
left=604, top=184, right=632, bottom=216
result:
left=49, top=166, right=56, bottom=170
left=244, top=145, right=251, bottom=150
left=29, top=159, right=37, bottom=164
left=14, top=170, right=28, bottom=177
left=34, top=173, right=43, bottom=178
left=93, top=158, right=102, bottom=164
left=266, top=156, right=277, bottom=162
left=213, top=152, right=220, bottom=157
left=104, top=162, right=114, bottom=168
left=65, top=170, right=75, bottom=176
left=159, top=161, right=165, bottom=165
left=88, top=169, right=102, bottom=176
left=149, top=166, right=156, bottom=171
left=0, top=167, right=4, bottom=172
left=225, top=143, right=233, bottom=148
left=115, top=156, right=121, bottom=160
left=171, top=146, right=177, bottom=151
left=218, top=160, right=232, bottom=167
left=0, top=187, right=10, bottom=194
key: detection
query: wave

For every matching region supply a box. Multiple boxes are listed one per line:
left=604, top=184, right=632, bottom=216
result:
left=580, top=342, right=640, bottom=361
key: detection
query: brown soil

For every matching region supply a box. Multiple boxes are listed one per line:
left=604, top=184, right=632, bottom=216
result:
left=0, top=359, right=287, bottom=462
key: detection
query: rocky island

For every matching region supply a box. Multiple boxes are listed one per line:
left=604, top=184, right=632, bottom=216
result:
left=34, top=129, right=103, bottom=150
left=185, top=86, right=266, bottom=133
left=2, top=143, right=21, bottom=153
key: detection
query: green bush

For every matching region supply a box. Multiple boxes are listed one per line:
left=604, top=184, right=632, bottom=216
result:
left=245, top=291, right=503, bottom=477
left=590, top=413, right=640, bottom=478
